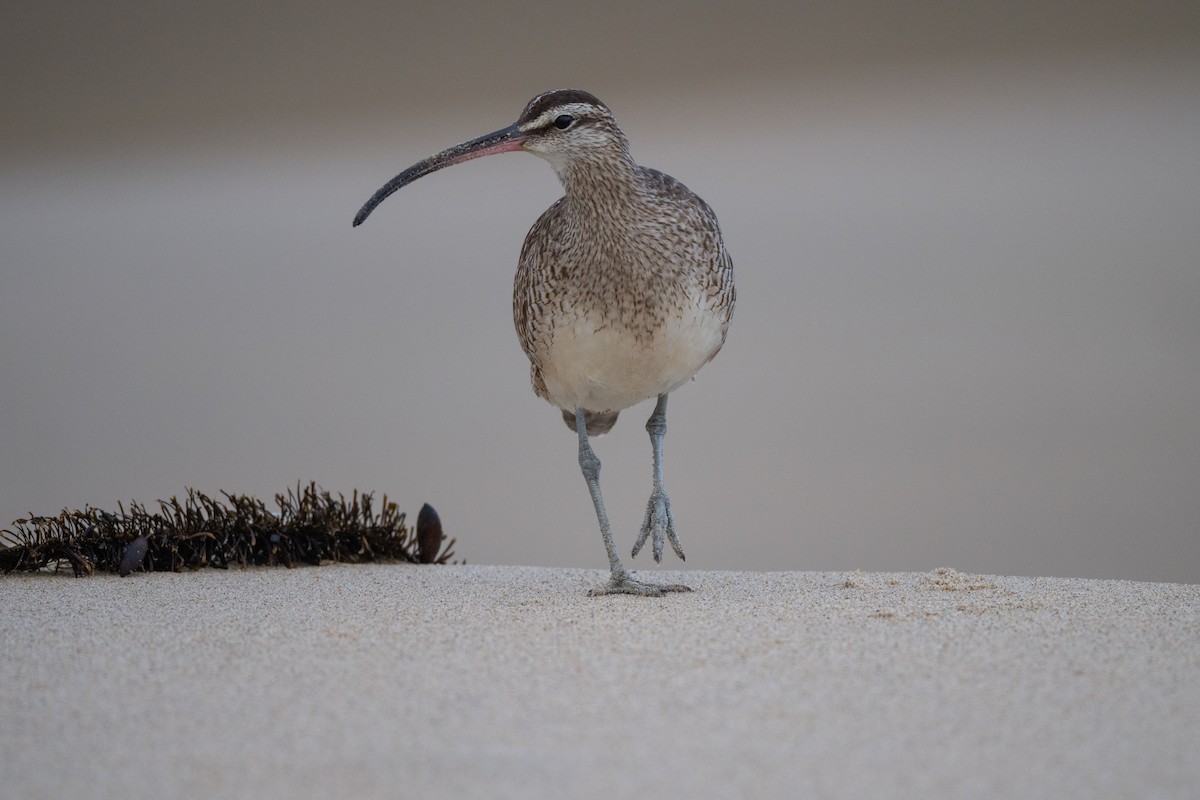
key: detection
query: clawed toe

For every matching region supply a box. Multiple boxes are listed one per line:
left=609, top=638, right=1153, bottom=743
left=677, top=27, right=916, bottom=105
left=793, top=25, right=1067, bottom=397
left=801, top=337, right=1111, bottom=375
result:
left=633, top=490, right=685, bottom=563
left=588, top=571, right=692, bottom=597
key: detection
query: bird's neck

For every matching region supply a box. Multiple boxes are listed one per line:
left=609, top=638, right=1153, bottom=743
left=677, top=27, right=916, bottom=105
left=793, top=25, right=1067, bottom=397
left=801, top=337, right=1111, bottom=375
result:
left=555, top=153, right=648, bottom=229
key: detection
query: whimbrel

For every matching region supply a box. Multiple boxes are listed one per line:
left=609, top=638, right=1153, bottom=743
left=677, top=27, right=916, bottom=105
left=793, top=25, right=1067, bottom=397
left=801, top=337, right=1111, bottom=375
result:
left=353, top=89, right=734, bottom=596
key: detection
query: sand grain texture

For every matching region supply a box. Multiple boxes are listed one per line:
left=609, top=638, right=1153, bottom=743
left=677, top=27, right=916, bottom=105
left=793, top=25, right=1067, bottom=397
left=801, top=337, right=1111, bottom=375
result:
left=3, top=565, right=1198, bottom=799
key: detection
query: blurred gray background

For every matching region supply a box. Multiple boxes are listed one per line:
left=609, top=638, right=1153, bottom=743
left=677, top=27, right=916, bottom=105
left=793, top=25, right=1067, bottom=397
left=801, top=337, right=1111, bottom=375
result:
left=2, top=1, right=1198, bottom=582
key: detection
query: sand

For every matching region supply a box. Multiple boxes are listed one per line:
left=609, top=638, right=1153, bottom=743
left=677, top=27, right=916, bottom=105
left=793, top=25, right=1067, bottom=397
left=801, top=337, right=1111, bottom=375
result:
left=3, top=564, right=1198, bottom=799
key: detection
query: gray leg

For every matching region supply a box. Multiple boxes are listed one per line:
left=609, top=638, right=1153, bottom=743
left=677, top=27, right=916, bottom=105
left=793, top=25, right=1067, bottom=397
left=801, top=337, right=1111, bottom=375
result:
left=632, top=394, right=686, bottom=563
left=575, top=406, right=690, bottom=597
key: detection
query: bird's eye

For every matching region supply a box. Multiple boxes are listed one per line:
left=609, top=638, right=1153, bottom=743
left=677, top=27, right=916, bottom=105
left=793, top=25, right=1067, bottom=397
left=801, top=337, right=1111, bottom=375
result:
left=553, top=114, right=575, bottom=130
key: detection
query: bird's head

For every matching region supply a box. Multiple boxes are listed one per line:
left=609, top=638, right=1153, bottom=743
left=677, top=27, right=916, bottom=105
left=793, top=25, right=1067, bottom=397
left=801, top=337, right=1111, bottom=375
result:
left=512, top=89, right=629, bottom=172
left=353, top=89, right=630, bottom=227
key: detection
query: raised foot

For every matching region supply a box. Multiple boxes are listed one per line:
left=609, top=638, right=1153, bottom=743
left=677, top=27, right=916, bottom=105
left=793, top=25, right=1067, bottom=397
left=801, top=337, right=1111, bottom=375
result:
left=588, top=571, right=692, bottom=597
left=632, top=489, right=686, bottom=563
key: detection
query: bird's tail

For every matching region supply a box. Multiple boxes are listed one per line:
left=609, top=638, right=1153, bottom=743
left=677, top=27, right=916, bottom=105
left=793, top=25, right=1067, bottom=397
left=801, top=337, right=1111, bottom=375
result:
left=561, top=408, right=620, bottom=437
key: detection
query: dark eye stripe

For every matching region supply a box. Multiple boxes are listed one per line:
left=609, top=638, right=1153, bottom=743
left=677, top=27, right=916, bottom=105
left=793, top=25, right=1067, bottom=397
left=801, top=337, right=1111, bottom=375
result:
left=519, top=89, right=606, bottom=124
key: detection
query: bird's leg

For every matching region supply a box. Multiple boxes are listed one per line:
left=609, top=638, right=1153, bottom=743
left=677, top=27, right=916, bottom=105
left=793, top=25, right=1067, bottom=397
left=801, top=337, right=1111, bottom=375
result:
left=575, top=407, right=690, bottom=597
left=632, top=394, right=686, bottom=563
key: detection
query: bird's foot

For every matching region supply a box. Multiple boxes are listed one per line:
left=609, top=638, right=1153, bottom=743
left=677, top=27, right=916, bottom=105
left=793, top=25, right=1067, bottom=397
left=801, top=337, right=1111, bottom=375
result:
left=632, top=488, right=685, bottom=563
left=588, top=570, right=692, bottom=597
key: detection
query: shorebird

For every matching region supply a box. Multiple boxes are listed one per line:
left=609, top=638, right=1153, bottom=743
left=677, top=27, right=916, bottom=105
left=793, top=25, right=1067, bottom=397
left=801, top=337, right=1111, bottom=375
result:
left=353, top=89, right=734, bottom=596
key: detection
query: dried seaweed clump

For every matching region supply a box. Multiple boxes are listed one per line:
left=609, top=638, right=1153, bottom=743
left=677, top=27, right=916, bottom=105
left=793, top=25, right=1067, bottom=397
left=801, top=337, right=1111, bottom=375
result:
left=0, top=483, right=455, bottom=577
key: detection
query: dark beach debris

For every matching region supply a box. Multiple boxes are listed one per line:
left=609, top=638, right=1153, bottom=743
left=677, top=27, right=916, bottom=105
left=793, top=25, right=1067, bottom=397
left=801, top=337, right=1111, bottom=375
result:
left=118, top=535, right=150, bottom=577
left=416, top=503, right=444, bottom=564
left=0, top=483, right=457, bottom=577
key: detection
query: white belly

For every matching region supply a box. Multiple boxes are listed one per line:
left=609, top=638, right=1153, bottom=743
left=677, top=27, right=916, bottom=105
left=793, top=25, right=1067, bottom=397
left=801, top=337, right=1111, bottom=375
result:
left=538, top=298, right=726, bottom=413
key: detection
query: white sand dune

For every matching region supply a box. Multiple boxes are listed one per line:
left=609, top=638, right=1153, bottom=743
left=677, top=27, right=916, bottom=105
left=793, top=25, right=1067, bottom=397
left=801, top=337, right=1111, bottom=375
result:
left=3, top=564, right=1197, bottom=798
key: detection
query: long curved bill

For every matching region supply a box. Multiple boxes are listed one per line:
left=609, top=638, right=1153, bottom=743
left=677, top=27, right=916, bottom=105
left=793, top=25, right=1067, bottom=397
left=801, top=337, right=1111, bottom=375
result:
left=352, top=123, right=526, bottom=227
